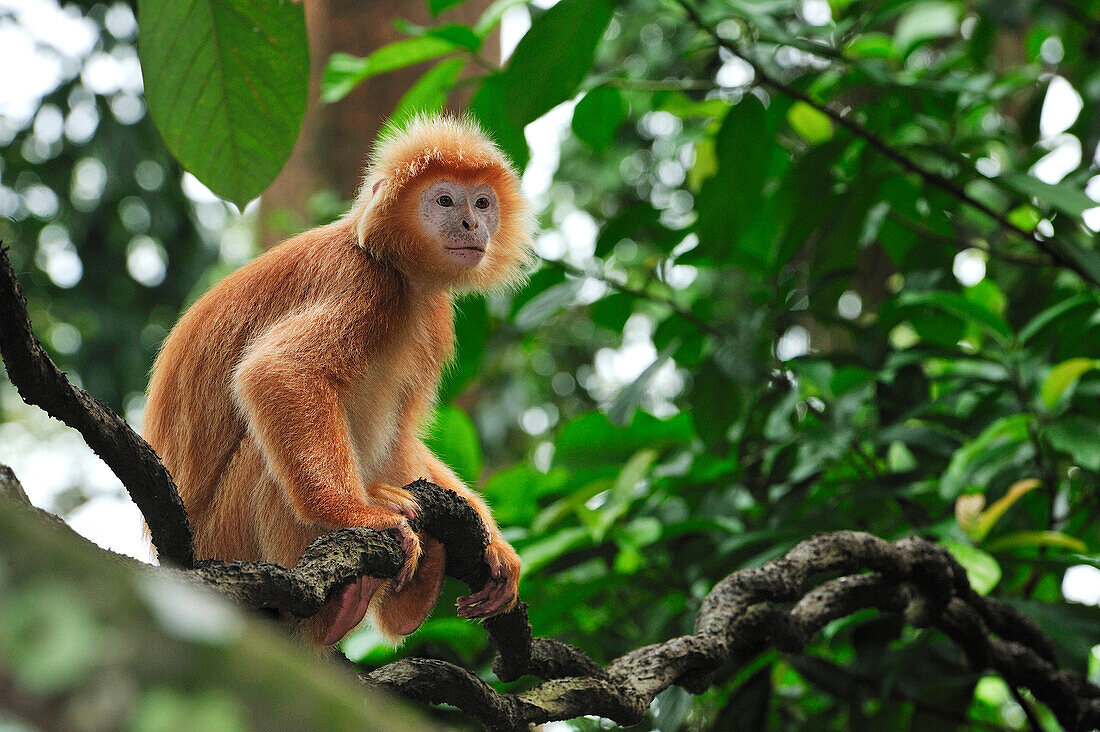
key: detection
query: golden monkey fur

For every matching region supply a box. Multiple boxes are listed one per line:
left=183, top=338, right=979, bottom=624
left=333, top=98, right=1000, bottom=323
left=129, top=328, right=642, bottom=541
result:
left=144, top=116, right=534, bottom=644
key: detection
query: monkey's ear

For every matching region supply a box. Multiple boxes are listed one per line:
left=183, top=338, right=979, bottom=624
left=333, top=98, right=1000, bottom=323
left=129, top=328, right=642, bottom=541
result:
left=351, top=176, right=389, bottom=249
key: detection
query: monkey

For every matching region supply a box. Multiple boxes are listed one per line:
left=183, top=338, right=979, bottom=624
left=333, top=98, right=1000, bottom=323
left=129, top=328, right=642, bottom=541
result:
left=143, top=115, right=535, bottom=645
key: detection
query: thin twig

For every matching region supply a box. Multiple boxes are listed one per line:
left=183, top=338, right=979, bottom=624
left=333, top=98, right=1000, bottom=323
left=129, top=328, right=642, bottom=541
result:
left=541, top=255, right=724, bottom=337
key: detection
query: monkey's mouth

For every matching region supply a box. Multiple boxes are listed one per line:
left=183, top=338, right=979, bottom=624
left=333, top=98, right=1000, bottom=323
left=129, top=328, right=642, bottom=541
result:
left=445, top=245, right=485, bottom=267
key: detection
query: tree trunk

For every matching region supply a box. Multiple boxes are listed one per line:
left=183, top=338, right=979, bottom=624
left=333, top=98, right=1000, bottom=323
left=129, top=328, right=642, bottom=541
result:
left=260, top=0, right=496, bottom=246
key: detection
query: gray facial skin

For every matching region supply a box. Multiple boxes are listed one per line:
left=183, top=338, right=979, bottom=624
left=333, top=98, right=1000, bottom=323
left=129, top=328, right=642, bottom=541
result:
left=417, top=179, right=501, bottom=269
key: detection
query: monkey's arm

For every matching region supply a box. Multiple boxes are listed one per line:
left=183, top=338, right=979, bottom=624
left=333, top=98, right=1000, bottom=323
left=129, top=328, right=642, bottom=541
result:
left=233, top=305, right=420, bottom=585
left=420, top=447, right=520, bottom=617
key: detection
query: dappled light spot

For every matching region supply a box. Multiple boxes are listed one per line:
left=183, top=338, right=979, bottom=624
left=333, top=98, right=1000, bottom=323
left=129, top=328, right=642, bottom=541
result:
left=1063, top=565, right=1100, bottom=606
left=952, top=248, right=986, bottom=287
left=126, top=235, right=167, bottom=287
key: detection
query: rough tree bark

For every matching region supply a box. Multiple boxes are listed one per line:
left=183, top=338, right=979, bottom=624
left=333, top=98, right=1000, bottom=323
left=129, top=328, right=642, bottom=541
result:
left=3, top=242, right=1100, bottom=731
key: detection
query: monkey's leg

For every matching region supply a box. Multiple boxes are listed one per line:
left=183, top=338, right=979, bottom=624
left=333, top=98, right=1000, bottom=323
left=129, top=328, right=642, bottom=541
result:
left=370, top=537, right=445, bottom=642
left=298, top=539, right=443, bottom=646
left=193, top=438, right=268, bottom=562
left=318, top=575, right=388, bottom=645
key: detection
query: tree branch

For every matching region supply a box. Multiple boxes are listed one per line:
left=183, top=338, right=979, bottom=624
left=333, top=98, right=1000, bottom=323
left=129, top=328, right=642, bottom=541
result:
left=0, top=244, right=195, bottom=568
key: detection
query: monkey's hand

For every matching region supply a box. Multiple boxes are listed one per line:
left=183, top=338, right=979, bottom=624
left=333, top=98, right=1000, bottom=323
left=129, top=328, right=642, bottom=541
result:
left=363, top=481, right=419, bottom=522
left=457, top=527, right=520, bottom=619
left=346, top=506, right=421, bottom=590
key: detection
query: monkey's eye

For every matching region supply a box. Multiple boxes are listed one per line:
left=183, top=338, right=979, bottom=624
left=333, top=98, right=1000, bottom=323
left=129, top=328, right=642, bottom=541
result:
left=436, top=194, right=454, bottom=207
left=475, top=196, right=491, bottom=210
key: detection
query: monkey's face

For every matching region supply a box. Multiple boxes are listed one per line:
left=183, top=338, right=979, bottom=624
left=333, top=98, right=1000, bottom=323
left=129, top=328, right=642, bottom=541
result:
left=417, top=179, right=500, bottom=271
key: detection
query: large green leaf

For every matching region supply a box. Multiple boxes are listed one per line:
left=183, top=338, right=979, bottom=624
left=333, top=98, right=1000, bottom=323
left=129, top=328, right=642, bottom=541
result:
left=428, top=0, right=470, bottom=16
left=939, top=414, right=1031, bottom=498
left=388, top=58, right=467, bottom=130
left=893, top=1, right=961, bottom=53
left=501, top=0, right=615, bottom=126
left=424, top=405, right=483, bottom=485
left=942, top=539, right=1001, bottom=595
left=438, top=296, right=488, bottom=403
left=555, top=411, right=693, bottom=469
left=470, top=74, right=529, bottom=168
left=1046, top=416, right=1100, bottom=470
left=572, top=86, right=626, bottom=151
left=321, top=37, right=459, bottom=103
left=692, top=97, right=784, bottom=270
left=137, top=0, right=309, bottom=207
left=786, top=101, right=834, bottom=145
left=691, top=357, right=741, bottom=451
left=895, top=290, right=1012, bottom=345
left=1040, top=358, right=1098, bottom=409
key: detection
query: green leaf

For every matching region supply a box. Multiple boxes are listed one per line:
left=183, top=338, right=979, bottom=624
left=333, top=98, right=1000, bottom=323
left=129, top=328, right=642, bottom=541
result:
left=1019, top=294, right=1098, bottom=344
left=691, top=358, right=741, bottom=451
left=321, top=37, right=458, bottom=103
left=592, top=449, right=657, bottom=541
left=429, top=24, right=483, bottom=51
left=389, top=58, right=466, bottom=129
left=997, top=172, right=1099, bottom=219
left=590, top=292, right=635, bottom=332
left=1041, top=358, right=1098, bottom=409
left=481, top=465, right=566, bottom=525
left=693, top=97, right=780, bottom=270
left=984, top=531, right=1088, bottom=554
left=1044, top=234, right=1100, bottom=287
left=470, top=74, right=529, bottom=168
left=473, top=0, right=527, bottom=37
left=1009, top=599, right=1100, bottom=672
left=787, top=102, right=834, bottom=145
left=501, top=0, right=615, bottom=126
left=423, top=405, right=482, bottom=485
left=594, top=202, right=675, bottom=257
left=137, top=0, right=309, bottom=208
left=844, top=32, right=897, bottom=60
left=939, top=414, right=1030, bottom=498
left=519, top=526, right=589, bottom=574
left=1046, top=416, right=1100, bottom=470
left=1006, top=204, right=1042, bottom=232
left=428, top=0, right=469, bottom=16
left=966, top=478, right=1040, bottom=541
left=942, top=540, right=1001, bottom=595
left=894, top=1, right=961, bottom=53
left=895, top=290, right=1012, bottom=345
left=395, top=20, right=484, bottom=51
left=437, top=295, right=488, bottom=403
left=572, top=86, right=626, bottom=151
left=513, top=279, right=583, bottom=330
left=555, top=411, right=693, bottom=469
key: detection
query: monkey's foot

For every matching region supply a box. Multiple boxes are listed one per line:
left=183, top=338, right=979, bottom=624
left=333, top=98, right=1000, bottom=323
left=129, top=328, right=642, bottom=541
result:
left=324, top=575, right=386, bottom=645
left=457, top=539, right=520, bottom=619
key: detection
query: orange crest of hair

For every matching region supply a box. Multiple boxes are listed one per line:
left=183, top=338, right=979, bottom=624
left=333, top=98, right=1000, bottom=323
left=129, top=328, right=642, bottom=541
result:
left=349, top=114, right=536, bottom=293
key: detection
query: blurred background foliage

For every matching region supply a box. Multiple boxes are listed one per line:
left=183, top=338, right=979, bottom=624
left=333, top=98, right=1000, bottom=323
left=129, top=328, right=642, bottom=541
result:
left=4, top=0, right=1100, bottom=729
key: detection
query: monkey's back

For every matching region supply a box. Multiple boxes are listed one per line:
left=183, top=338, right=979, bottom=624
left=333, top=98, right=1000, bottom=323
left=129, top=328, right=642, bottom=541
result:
left=144, top=220, right=365, bottom=526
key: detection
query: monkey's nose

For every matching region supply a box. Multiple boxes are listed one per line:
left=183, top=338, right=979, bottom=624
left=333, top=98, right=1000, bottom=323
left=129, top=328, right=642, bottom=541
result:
left=462, top=219, right=478, bottom=230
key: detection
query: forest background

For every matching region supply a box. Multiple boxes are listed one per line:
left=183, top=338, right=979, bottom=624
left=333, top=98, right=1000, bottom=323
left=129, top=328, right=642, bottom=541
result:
left=3, top=0, right=1100, bottom=728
